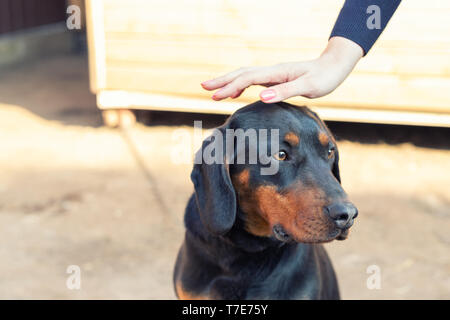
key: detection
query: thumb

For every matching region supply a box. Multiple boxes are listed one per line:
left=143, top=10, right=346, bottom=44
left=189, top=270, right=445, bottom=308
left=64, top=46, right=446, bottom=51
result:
left=259, top=80, right=303, bottom=103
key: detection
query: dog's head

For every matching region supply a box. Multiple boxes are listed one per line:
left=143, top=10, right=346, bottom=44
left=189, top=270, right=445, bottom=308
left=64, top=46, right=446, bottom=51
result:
left=191, top=101, right=357, bottom=243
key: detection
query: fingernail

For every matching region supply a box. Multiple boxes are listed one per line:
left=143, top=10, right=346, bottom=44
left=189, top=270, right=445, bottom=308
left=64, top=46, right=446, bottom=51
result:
left=201, top=80, right=212, bottom=86
left=260, top=89, right=276, bottom=101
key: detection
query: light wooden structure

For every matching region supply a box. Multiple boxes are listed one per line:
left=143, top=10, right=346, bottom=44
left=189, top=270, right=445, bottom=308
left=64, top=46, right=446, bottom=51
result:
left=86, top=0, right=450, bottom=127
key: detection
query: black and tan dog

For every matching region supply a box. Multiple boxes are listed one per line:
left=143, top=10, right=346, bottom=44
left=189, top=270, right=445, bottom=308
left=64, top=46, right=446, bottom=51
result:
left=173, top=101, right=358, bottom=300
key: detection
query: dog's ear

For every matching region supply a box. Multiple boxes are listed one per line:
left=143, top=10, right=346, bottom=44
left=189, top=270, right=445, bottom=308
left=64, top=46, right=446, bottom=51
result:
left=190, top=126, right=236, bottom=235
left=332, top=148, right=341, bottom=184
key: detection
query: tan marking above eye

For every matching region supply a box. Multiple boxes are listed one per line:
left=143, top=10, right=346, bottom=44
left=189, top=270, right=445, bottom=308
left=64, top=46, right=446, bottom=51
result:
left=318, top=132, right=329, bottom=146
left=284, top=132, right=300, bottom=146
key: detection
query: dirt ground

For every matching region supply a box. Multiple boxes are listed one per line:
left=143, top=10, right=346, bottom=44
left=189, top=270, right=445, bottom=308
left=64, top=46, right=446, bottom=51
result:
left=0, top=53, right=449, bottom=300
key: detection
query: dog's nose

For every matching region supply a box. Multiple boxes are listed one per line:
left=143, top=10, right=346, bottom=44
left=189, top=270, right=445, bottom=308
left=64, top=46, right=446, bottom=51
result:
left=325, top=203, right=358, bottom=229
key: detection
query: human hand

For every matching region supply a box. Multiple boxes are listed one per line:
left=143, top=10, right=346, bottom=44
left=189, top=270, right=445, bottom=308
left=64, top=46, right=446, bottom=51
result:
left=201, top=36, right=363, bottom=103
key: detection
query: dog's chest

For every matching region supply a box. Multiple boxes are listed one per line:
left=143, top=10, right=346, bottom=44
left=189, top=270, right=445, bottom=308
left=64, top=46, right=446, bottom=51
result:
left=244, top=248, right=324, bottom=299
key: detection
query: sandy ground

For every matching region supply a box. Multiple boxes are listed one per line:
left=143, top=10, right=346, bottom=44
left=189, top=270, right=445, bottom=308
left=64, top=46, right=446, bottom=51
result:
left=0, top=54, right=449, bottom=300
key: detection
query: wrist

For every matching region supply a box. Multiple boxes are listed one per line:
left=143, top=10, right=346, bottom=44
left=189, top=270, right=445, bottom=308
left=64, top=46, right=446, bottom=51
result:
left=320, top=36, right=363, bottom=69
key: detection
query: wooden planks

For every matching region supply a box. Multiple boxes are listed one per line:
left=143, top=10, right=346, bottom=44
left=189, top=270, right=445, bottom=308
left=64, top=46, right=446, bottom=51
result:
left=103, top=64, right=450, bottom=113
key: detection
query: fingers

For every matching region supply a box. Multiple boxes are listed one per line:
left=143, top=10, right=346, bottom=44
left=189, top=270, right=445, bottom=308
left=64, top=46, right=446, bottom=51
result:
left=209, top=66, right=288, bottom=101
left=201, top=68, right=249, bottom=91
left=230, top=88, right=245, bottom=99
left=210, top=75, right=254, bottom=100
left=201, top=63, right=313, bottom=102
left=259, top=78, right=310, bottom=103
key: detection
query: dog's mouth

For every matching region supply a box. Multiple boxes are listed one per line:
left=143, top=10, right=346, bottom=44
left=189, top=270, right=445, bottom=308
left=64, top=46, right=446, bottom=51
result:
left=272, top=224, right=350, bottom=243
left=272, top=224, right=293, bottom=242
left=336, top=228, right=350, bottom=240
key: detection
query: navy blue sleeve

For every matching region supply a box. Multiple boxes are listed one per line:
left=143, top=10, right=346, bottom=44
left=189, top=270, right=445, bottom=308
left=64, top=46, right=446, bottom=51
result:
left=330, top=0, right=401, bottom=56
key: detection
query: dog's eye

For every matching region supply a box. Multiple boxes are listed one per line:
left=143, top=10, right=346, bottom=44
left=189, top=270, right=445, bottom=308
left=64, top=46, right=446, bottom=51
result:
left=274, top=150, right=288, bottom=161
left=327, top=147, right=336, bottom=159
